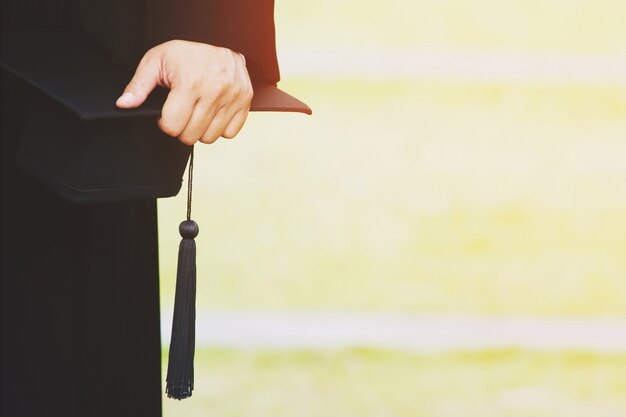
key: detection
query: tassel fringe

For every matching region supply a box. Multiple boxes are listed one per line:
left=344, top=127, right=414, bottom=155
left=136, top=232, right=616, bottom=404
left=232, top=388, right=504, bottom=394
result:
left=166, top=219, right=198, bottom=400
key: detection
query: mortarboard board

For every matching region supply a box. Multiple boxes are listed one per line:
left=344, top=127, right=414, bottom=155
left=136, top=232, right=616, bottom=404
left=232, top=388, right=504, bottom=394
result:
left=1, top=28, right=310, bottom=204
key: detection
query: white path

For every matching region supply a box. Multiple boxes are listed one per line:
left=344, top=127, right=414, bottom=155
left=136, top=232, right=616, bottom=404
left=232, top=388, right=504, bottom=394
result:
left=161, top=310, right=626, bottom=352
left=279, top=48, right=626, bottom=84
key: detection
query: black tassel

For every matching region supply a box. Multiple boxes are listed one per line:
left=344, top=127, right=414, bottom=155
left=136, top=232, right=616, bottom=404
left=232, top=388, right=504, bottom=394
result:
left=166, top=146, right=198, bottom=400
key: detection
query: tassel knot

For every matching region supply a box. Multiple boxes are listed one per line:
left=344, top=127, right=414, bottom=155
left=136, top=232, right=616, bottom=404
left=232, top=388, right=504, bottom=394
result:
left=179, top=220, right=199, bottom=239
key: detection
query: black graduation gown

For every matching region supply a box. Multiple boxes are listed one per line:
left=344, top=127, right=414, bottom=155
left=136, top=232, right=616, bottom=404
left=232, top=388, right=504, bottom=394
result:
left=1, top=1, right=162, bottom=416
left=1, top=0, right=287, bottom=415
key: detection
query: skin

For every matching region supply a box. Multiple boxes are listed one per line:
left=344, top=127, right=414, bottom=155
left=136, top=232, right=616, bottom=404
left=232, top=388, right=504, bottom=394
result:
left=116, top=40, right=253, bottom=145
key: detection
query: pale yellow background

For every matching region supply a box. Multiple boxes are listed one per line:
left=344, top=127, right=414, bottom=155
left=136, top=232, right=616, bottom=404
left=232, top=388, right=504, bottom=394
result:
left=159, top=1, right=626, bottom=415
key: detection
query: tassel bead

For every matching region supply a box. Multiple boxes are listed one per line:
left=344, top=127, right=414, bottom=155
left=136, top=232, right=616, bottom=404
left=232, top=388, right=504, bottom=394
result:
left=179, top=220, right=199, bottom=239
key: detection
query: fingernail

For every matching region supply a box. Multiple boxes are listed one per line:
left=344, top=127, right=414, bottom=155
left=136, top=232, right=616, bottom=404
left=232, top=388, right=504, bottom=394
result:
left=116, top=92, right=134, bottom=105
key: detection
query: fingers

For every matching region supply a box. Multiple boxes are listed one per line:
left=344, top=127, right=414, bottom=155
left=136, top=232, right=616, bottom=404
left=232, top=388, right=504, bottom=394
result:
left=199, top=105, right=232, bottom=144
left=178, top=100, right=216, bottom=144
left=116, top=56, right=160, bottom=109
left=131, top=41, right=254, bottom=144
left=222, top=107, right=250, bottom=139
left=158, top=87, right=197, bottom=140
left=199, top=68, right=253, bottom=143
left=177, top=84, right=251, bottom=144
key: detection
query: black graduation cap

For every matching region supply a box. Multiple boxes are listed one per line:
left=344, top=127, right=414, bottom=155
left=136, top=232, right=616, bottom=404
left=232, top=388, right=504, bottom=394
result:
left=1, top=30, right=310, bottom=204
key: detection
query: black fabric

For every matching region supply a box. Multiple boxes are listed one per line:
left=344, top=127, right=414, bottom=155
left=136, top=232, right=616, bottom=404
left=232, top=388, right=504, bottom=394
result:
left=0, top=0, right=192, bottom=204
left=1, top=30, right=167, bottom=120
left=15, top=81, right=191, bottom=204
left=1, top=0, right=307, bottom=414
left=145, top=0, right=281, bottom=85
left=1, top=70, right=163, bottom=417
left=2, top=0, right=158, bottom=415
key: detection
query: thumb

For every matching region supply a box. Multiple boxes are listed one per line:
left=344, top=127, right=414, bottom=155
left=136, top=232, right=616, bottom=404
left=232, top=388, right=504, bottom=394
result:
left=116, top=59, right=160, bottom=109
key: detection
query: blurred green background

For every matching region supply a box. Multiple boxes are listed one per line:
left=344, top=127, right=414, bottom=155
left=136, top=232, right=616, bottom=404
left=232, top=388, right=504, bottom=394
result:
left=158, top=1, right=626, bottom=415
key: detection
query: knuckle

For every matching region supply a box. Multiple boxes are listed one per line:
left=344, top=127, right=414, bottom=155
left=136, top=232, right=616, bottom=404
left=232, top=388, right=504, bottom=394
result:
left=230, top=85, right=243, bottom=98
left=182, top=76, right=203, bottom=91
left=244, top=88, right=253, bottom=103
left=139, top=49, right=156, bottom=65
left=191, top=76, right=205, bottom=91
left=230, top=83, right=246, bottom=97
left=200, top=137, right=218, bottom=145
left=178, top=135, right=196, bottom=146
left=221, top=130, right=236, bottom=139
left=200, top=132, right=219, bottom=144
left=208, top=81, right=228, bottom=97
left=158, top=120, right=179, bottom=137
left=222, top=120, right=243, bottom=140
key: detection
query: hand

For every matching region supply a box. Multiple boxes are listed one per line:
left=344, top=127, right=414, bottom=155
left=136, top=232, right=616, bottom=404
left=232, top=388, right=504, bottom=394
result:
left=116, top=40, right=253, bottom=145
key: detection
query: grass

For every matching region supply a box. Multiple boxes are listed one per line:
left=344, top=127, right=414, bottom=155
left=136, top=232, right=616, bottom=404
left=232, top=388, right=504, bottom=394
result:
left=163, top=348, right=626, bottom=417
left=158, top=79, right=626, bottom=315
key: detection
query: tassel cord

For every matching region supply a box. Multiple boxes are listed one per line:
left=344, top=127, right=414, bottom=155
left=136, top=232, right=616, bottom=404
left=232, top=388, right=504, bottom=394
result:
left=187, top=146, right=194, bottom=221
